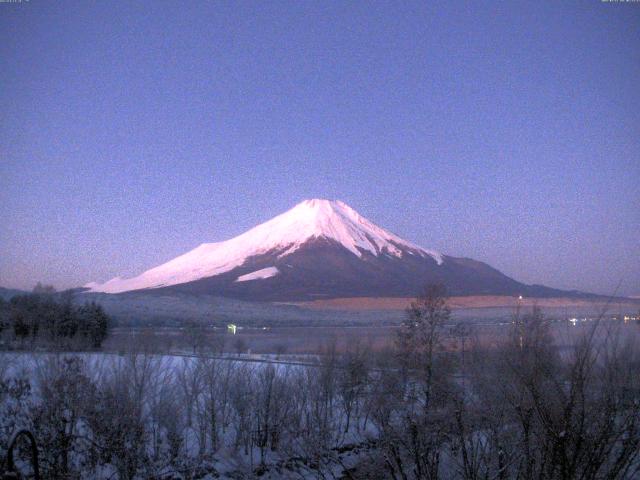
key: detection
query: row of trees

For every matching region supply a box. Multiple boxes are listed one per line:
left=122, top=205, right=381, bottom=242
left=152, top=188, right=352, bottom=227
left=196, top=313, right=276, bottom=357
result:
left=0, top=285, right=110, bottom=349
left=377, top=285, right=640, bottom=479
left=1, top=286, right=639, bottom=478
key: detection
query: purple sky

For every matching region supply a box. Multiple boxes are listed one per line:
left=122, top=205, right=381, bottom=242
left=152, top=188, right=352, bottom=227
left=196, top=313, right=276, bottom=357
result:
left=1, top=1, right=639, bottom=296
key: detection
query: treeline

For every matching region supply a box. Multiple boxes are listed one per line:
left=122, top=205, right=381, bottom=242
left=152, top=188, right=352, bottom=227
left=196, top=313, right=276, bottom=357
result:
left=0, top=286, right=639, bottom=479
left=0, top=284, right=111, bottom=349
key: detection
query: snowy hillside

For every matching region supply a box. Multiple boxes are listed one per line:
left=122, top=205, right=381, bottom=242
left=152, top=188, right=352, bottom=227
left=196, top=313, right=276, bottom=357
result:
left=86, top=199, right=442, bottom=294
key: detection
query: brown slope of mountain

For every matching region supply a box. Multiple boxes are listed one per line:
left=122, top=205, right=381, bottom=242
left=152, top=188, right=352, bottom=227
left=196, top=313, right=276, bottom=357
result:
left=155, top=237, right=594, bottom=302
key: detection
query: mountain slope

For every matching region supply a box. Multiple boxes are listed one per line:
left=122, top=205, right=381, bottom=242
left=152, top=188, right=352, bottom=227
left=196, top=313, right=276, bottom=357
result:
left=86, top=199, right=441, bottom=294
left=0, top=287, right=27, bottom=301
left=86, top=199, right=586, bottom=301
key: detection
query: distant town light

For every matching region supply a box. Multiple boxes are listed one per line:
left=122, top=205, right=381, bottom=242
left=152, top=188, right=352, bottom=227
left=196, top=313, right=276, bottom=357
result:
left=227, top=323, right=237, bottom=335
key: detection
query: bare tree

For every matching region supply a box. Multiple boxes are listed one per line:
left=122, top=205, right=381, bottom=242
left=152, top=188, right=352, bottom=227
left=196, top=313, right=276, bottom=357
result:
left=370, top=284, right=455, bottom=479
left=32, top=355, right=94, bottom=479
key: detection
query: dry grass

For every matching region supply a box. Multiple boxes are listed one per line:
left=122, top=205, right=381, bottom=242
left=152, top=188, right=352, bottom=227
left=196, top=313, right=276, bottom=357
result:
left=287, top=295, right=640, bottom=311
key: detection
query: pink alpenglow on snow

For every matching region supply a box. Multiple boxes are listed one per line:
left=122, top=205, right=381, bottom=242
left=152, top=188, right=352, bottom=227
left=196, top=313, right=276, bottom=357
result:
left=85, top=199, right=442, bottom=294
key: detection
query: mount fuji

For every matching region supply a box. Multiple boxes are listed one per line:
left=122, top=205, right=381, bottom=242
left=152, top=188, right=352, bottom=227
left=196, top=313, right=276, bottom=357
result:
left=85, top=199, right=579, bottom=301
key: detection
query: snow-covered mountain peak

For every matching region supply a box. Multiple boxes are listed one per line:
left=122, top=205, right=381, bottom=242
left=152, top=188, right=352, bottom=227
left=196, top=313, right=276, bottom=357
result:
left=278, top=199, right=441, bottom=260
left=86, top=199, right=442, bottom=294
left=284, top=198, right=362, bottom=225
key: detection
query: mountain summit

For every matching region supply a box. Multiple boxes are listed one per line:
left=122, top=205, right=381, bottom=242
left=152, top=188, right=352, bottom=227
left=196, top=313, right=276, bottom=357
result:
left=86, top=199, right=573, bottom=300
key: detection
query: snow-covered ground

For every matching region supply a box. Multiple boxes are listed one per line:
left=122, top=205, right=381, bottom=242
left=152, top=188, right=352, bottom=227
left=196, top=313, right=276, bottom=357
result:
left=0, top=350, right=378, bottom=479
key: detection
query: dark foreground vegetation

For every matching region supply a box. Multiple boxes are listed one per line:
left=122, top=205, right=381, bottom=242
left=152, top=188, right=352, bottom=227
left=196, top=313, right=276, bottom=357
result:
left=0, top=284, right=111, bottom=350
left=1, top=286, right=639, bottom=479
